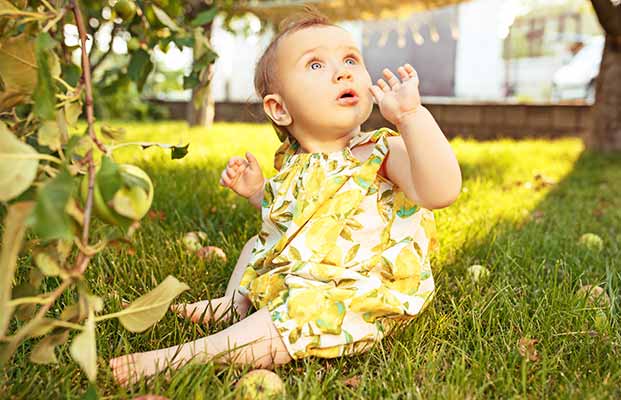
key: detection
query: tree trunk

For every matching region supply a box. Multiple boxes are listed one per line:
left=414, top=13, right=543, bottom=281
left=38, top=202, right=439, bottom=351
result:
left=186, top=62, right=215, bottom=127
left=586, top=34, right=621, bottom=151
left=587, top=0, right=621, bottom=151
left=186, top=21, right=215, bottom=127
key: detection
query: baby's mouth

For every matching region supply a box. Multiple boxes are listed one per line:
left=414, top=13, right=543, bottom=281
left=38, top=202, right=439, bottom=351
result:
left=337, top=89, right=360, bottom=105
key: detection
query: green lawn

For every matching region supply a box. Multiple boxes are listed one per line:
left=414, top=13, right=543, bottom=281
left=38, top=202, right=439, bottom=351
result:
left=2, top=121, right=620, bottom=399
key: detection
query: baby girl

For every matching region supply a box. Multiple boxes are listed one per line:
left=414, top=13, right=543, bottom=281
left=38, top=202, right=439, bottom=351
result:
left=110, top=6, right=461, bottom=385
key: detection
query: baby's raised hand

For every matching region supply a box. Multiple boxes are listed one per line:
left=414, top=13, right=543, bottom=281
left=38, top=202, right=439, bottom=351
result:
left=219, top=152, right=264, bottom=199
left=370, top=64, right=422, bottom=126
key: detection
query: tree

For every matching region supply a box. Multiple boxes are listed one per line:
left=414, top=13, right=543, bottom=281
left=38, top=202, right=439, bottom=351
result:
left=0, top=0, right=215, bottom=382
left=588, top=0, right=621, bottom=151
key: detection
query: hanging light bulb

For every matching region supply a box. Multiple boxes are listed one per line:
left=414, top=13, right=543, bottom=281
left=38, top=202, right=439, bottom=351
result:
left=450, top=6, right=459, bottom=40
left=429, top=21, right=440, bottom=43
left=410, top=23, right=424, bottom=46
left=377, top=28, right=390, bottom=48
left=397, top=23, right=406, bottom=48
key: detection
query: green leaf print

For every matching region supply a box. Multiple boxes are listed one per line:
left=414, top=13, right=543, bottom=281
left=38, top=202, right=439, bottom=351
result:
left=275, top=222, right=288, bottom=233
left=263, top=182, right=274, bottom=205
left=273, top=211, right=293, bottom=223
left=345, top=243, right=360, bottom=264
left=421, top=270, right=431, bottom=280
left=289, top=246, right=302, bottom=261
left=272, top=200, right=291, bottom=215
left=397, top=204, right=418, bottom=218
left=344, top=330, right=353, bottom=344
left=258, top=230, right=269, bottom=245
left=340, top=226, right=353, bottom=241
left=353, top=176, right=371, bottom=189
left=346, top=217, right=363, bottom=231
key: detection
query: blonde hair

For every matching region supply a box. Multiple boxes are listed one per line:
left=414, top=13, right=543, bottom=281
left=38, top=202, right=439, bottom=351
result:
left=254, top=5, right=338, bottom=141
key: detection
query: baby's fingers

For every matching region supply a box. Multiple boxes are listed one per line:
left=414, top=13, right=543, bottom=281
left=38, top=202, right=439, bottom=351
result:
left=369, top=85, right=384, bottom=103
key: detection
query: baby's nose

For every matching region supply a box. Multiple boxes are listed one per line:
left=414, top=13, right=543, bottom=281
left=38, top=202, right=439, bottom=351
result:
left=335, top=69, right=353, bottom=82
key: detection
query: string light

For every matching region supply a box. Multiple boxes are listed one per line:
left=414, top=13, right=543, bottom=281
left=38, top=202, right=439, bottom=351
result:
left=397, top=22, right=407, bottom=48
left=450, top=8, right=459, bottom=40
left=377, top=28, right=390, bottom=48
left=410, top=22, right=424, bottom=46
left=429, top=19, right=440, bottom=43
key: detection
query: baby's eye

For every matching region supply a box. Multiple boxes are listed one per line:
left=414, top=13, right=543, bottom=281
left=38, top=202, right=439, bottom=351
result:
left=310, top=61, right=322, bottom=70
left=345, top=57, right=357, bottom=66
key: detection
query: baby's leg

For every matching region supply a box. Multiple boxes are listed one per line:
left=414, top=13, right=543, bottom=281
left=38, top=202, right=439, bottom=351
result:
left=172, top=235, right=257, bottom=323
left=109, top=307, right=291, bottom=386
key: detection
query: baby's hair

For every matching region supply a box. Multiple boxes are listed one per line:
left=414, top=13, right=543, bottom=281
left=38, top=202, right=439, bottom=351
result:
left=254, top=5, right=339, bottom=139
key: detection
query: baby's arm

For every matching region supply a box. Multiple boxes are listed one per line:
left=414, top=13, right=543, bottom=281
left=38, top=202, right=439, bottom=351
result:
left=219, top=152, right=265, bottom=210
left=386, top=108, right=461, bottom=210
left=370, top=64, right=461, bottom=210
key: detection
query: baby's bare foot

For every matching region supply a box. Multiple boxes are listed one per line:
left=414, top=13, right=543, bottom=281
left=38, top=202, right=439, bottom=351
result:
left=171, top=300, right=219, bottom=323
left=109, top=350, right=172, bottom=386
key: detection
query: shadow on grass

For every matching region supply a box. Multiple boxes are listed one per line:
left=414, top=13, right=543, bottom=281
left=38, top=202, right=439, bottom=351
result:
left=379, top=148, right=621, bottom=398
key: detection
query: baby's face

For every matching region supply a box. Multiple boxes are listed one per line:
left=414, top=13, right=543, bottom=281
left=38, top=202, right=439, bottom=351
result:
left=274, top=25, right=373, bottom=136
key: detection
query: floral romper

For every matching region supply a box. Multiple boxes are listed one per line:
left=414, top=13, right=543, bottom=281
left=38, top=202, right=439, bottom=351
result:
left=238, top=127, right=438, bottom=359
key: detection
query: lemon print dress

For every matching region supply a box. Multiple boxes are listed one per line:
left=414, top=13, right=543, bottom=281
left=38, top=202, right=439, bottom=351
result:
left=238, top=127, right=438, bottom=360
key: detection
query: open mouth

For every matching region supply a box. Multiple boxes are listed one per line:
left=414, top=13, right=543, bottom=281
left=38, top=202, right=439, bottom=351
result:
left=337, top=89, right=359, bottom=105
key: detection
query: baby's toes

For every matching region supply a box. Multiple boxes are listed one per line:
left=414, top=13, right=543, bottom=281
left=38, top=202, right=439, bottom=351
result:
left=110, top=355, right=133, bottom=385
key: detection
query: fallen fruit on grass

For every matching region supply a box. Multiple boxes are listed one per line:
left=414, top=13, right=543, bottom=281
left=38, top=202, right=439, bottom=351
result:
left=467, top=264, right=490, bottom=282
left=234, top=369, right=285, bottom=400
left=80, top=163, right=154, bottom=227
left=182, top=231, right=208, bottom=252
left=578, top=233, right=604, bottom=252
left=576, top=284, right=610, bottom=307
left=196, top=246, right=227, bottom=262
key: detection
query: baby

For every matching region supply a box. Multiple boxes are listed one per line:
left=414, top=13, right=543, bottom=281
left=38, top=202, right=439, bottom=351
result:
left=110, top=6, right=461, bottom=385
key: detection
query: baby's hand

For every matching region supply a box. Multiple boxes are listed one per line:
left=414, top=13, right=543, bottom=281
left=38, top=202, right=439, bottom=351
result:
left=370, top=64, right=422, bottom=126
left=219, top=152, right=264, bottom=199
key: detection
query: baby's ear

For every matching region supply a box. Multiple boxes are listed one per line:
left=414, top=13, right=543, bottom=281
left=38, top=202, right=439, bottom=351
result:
left=263, top=94, right=292, bottom=127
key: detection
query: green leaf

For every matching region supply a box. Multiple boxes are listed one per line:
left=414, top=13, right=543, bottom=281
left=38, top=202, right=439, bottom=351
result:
left=0, top=0, right=18, bottom=13
left=100, top=125, right=125, bottom=140
left=61, top=63, right=81, bottom=87
left=0, top=201, right=35, bottom=338
left=33, top=32, right=57, bottom=120
left=64, top=101, right=82, bottom=126
left=34, top=251, right=61, bottom=276
left=0, top=122, right=39, bottom=201
left=191, top=7, right=219, bottom=27
left=81, top=384, right=98, bottom=400
left=127, top=49, right=153, bottom=91
left=152, top=5, right=180, bottom=31
left=0, top=33, right=37, bottom=110
left=116, top=275, right=189, bottom=333
left=171, top=143, right=189, bottom=160
left=30, top=330, right=70, bottom=364
left=183, top=73, right=200, bottom=90
left=97, top=156, right=122, bottom=202
left=37, top=120, right=61, bottom=151
left=27, top=168, right=74, bottom=241
left=70, top=312, right=97, bottom=382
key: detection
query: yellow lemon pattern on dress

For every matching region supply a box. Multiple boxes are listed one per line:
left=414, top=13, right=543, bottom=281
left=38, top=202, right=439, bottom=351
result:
left=238, top=127, right=438, bottom=359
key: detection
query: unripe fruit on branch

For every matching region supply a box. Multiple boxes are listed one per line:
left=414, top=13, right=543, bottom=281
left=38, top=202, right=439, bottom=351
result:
left=80, top=163, right=153, bottom=227
left=114, top=0, right=137, bottom=21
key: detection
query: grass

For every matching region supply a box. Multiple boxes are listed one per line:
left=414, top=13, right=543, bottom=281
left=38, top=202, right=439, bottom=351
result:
left=2, top=121, right=620, bottom=399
